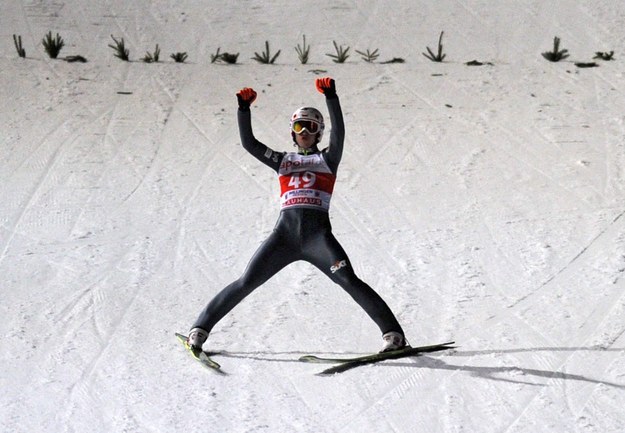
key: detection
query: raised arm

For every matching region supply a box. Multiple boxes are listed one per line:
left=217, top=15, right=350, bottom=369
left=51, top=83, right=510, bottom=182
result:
left=315, top=78, right=345, bottom=173
left=236, top=87, right=283, bottom=172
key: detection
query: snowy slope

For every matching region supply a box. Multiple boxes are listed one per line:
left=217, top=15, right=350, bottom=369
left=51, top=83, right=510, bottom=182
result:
left=1, top=1, right=625, bottom=432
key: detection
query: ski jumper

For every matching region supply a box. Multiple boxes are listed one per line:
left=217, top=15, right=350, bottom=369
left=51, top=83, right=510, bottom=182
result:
left=192, top=95, right=404, bottom=337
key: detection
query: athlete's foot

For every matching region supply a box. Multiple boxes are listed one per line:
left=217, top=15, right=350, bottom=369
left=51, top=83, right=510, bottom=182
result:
left=187, top=327, right=208, bottom=350
left=380, top=331, right=408, bottom=352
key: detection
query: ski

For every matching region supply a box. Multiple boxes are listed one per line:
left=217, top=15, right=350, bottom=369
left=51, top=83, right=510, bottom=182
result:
left=175, top=332, right=225, bottom=374
left=300, top=341, right=455, bottom=375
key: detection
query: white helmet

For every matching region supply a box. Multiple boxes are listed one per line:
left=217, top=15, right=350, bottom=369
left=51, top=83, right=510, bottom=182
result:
left=290, top=107, right=325, bottom=142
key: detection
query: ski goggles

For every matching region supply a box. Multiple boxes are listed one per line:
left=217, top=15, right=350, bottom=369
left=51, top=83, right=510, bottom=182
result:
left=292, top=119, right=321, bottom=134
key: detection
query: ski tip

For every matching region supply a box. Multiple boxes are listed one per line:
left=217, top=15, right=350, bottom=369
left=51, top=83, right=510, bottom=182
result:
left=299, top=355, right=321, bottom=362
left=443, top=341, right=457, bottom=349
left=416, top=341, right=456, bottom=349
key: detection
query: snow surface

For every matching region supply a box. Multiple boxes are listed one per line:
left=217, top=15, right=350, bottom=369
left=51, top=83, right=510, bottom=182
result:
left=2, top=1, right=625, bottom=432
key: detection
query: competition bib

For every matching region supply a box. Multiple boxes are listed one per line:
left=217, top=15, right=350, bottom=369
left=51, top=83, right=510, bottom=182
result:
left=278, top=153, right=336, bottom=211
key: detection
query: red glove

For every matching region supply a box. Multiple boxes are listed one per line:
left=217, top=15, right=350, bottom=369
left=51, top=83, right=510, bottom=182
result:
left=236, top=87, right=257, bottom=109
left=315, top=77, right=336, bottom=97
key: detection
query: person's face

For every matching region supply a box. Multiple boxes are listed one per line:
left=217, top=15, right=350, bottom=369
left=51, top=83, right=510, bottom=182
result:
left=295, top=130, right=317, bottom=149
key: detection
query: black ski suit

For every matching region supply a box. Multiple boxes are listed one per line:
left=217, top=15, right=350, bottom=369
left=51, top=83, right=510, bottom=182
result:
left=192, top=94, right=404, bottom=338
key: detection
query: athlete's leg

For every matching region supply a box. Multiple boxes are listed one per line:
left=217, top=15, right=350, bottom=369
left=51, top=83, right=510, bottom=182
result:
left=305, top=231, right=404, bottom=336
left=192, top=229, right=295, bottom=334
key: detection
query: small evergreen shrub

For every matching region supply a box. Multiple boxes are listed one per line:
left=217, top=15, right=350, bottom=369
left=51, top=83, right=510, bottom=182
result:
left=109, top=35, right=130, bottom=61
left=295, top=35, right=311, bottom=64
left=326, top=41, right=350, bottom=63
left=253, top=41, right=281, bottom=64
left=541, top=37, right=569, bottom=62
left=594, top=51, right=615, bottom=61
left=355, top=48, right=380, bottom=63
left=210, top=47, right=222, bottom=63
left=423, top=31, right=446, bottom=62
left=13, top=34, right=26, bottom=58
left=170, top=52, right=188, bottom=63
left=42, top=31, right=64, bottom=59
left=211, top=48, right=239, bottom=64
left=143, top=44, right=160, bottom=63
left=220, top=52, right=239, bottom=64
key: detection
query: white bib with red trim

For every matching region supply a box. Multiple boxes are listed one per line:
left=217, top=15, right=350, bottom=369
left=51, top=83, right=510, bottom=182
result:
left=278, top=153, right=336, bottom=211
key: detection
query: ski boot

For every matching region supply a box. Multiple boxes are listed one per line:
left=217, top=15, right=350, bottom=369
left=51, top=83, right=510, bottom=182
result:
left=187, top=327, right=208, bottom=351
left=380, top=331, right=408, bottom=353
